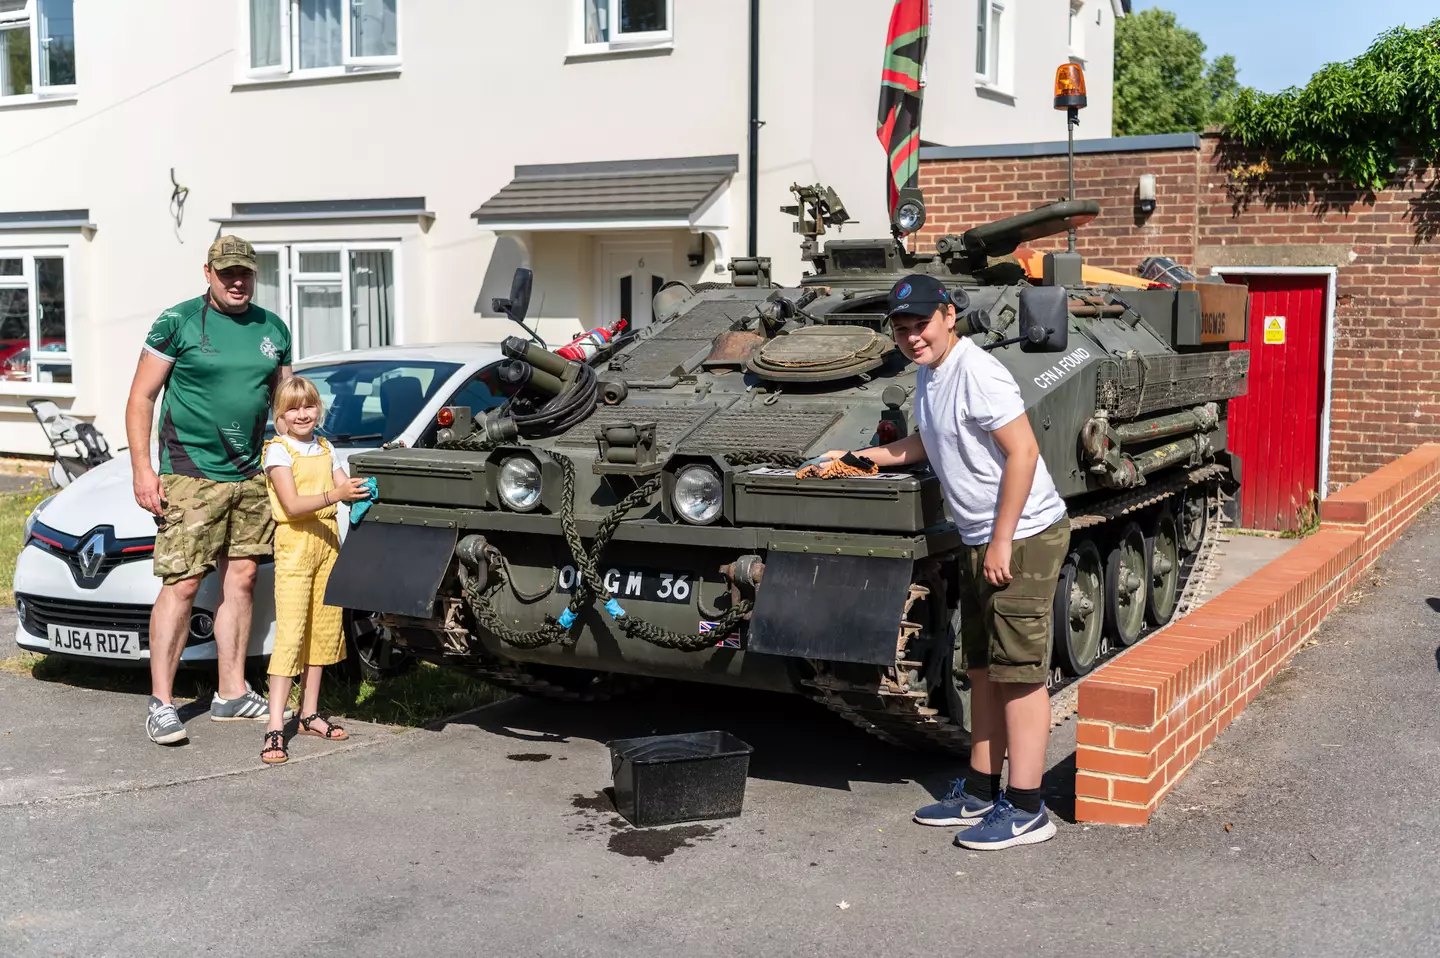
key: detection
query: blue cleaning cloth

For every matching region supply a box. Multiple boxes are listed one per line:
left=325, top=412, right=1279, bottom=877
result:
left=604, top=598, right=626, bottom=620
left=347, top=476, right=379, bottom=523
left=558, top=608, right=577, bottom=629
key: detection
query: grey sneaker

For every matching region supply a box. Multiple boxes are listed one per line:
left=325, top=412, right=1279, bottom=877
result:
left=146, top=697, right=188, bottom=745
left=211, top=682, right=293, bottom=722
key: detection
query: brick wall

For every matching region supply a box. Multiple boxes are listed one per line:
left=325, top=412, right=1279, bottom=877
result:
left=1073, top=443, right=1440, bottom=825
left=919, top=136, right=1440, bottom=492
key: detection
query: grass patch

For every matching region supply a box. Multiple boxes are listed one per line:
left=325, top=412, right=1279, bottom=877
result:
left=313, top=662, right=507, bottom=727
left=0, top=650, right=505, bottom=728
left=0, top=483, right=52, bottom=606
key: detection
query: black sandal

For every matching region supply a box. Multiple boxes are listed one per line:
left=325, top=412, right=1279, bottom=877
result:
left=261, top=729, right=288, bottom=765
left=298, top=713, right=349, bottom=741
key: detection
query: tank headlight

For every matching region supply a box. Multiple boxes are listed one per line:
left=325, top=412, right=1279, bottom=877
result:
left=895, top=199, right=925, bottom=234
left=672, top=465, right=723, bottom=525
left=498, top=457, right=542, bottom=512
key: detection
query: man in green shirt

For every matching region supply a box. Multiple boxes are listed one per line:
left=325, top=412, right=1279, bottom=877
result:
left=125, top=236, right=293, bottom=745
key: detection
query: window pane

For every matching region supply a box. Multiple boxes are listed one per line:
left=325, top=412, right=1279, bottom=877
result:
left=36, top=0, right=74, bottom=86
left=619, top=0, right=665, bottom=34
left=584, top=0, right=607, bottom=43
left=36, top=358, right=70, bottom=384
left=987, top=5, right=1001, bottom=81
left=0, top=258, right=20, bottom=276
left=619, top=275, right=632, bottom=326
left=253, top=252, right=282, bottom=314
left=1, top=26, right=32, bottom=97
left=349, top=251, right=393, bottom=350
left=0, top=287, right=28, bottom=342
left=250, top=0, right=283, bottom=69
left=35, top=257, right=64, bottom=352
left=296, top=283, right=343, bottom=359
left=351, top=0, right=397, bottom=58
left=298, top=0, right=343, bottom=70
left=276, top=360, right=460, bottom=446
left=298, top=250, right=341, bottom=274
left=975, top=0, right=986, bottom=75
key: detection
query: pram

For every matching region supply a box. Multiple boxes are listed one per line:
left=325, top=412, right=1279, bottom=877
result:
left=27, top=398, right=113, bottom=489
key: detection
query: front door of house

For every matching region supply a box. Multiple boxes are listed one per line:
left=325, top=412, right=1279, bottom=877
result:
left=599, top=244, right=670, bottom=333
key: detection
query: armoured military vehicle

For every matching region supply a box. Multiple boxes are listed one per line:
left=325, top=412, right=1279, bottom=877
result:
left=326, top=174, right=1249, bottom=753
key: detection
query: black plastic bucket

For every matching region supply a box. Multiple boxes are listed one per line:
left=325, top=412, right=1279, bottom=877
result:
left=607, top=730, right=753, bottom=828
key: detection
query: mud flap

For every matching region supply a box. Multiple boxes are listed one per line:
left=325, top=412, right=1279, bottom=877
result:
left=324, top=522, right=458, bottom=619
left=746, top=552, right=911, bottom=665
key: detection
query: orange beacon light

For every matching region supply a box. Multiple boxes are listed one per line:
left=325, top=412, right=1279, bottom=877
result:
left=1054, top=63, right=1088, bottom=110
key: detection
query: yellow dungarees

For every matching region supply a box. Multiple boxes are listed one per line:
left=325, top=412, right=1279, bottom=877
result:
left=263, top=436, right=345, bottom=677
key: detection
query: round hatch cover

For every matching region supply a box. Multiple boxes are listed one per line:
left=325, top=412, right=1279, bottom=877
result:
left=747, top=326, right=891, bottom=382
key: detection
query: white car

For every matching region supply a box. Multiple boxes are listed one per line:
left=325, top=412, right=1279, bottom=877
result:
left=13, top=342, right=508, bottom=679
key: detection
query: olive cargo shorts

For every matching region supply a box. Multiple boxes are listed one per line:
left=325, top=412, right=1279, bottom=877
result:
left=958, top=516, right=1071, bottom=684
left=154, top=474, right=275, bottom=585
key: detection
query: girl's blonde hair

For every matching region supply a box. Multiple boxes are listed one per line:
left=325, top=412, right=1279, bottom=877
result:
left=273, top=375, right=324, bottom=420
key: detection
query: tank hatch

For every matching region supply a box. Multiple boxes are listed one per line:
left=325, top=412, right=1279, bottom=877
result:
left=745, top=326, right=893, bottom=383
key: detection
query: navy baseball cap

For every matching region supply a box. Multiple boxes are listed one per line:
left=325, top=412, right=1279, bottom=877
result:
left=885, top=274, right=954, bottom=320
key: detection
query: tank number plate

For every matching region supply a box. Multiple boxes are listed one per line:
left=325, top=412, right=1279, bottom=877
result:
left=557, top=565, right=693, bottom=604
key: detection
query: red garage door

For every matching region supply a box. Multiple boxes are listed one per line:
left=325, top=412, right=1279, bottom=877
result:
left=1226, top=274, right=1329, bottom=532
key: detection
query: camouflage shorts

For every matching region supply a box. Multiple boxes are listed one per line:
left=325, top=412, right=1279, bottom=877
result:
left=958, top=516, right=1071, bottom=684
left=154, top=474, right=275, bottom=586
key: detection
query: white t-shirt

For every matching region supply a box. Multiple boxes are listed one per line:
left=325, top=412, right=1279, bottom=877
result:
left=913, top=337, right=1068, bottom=546
left=262, top=435, right=343, bottom=473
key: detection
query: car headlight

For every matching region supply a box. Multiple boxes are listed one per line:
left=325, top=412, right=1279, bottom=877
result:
left=24, top=494, right=55, bottom=544
left=497, top=456, right=542, bottom=512
left=672, top=465, right=723, bottom=525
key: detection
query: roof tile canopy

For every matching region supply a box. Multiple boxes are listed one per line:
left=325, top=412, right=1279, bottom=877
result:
left=472, top=154, right=738, bottom=228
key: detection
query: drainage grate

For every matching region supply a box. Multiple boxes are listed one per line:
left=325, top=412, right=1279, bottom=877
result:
left=680, top=409, right=842, bottom=455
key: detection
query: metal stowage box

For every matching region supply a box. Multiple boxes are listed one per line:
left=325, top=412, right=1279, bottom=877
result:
left=607, top=731, right=753, bottom=828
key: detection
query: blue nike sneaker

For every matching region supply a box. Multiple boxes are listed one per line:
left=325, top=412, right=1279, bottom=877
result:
left=913, top=778, right=996, bottom=827
left=952, top=796, right=1056, bottom=850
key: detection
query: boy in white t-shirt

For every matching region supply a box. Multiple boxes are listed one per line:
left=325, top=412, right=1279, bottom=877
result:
left=823, top=273, right=1071, bottom=850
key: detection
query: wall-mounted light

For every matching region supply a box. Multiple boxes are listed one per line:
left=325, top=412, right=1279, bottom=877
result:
left=687, top=234, right=706, bottom=268
left=1138, top=173, right=1157, bottom=215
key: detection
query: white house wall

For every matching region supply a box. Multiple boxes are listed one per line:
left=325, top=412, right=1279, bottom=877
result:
left=0, top=0, right=1111, bottom=457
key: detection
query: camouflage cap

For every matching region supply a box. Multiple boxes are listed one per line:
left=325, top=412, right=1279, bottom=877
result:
left=207, top=235, right=257, bottom=272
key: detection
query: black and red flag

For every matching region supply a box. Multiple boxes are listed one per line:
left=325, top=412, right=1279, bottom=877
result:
left=876, top=0, right=930, bottom=222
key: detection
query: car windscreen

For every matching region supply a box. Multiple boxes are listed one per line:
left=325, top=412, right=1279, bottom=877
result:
left=265, top=360, right=462, bottom=447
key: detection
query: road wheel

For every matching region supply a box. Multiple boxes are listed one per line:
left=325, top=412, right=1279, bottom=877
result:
left=343, top=611, right=416, bottom=683
left=1104, top=521, right=1148, bottom=648
left=1179, top=486, right=1209, bottom=554
left=1146, top=511, right=1182, bottom=627
left=1053, top=539, right=1104, bottom=676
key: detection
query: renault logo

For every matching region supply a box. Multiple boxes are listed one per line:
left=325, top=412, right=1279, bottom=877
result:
left=78, top=533, right=106, bottom=579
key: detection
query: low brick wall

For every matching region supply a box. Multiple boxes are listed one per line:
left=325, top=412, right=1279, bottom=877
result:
left=1074, top=443, right=1440, bottom=825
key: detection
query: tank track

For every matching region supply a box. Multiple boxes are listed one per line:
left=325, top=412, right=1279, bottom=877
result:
left=799, top=467, right=1229, bottom=755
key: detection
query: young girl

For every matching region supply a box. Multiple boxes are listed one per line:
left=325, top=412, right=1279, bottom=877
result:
left=260, top=376, right=370, bottom=765
left=823, top=273, right=1070, bottom=851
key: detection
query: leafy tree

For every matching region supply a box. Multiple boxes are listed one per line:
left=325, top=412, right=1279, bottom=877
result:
left=1113, top=8, right=1242, bottom=136
left=1225, top=19, right=1440, bottom=191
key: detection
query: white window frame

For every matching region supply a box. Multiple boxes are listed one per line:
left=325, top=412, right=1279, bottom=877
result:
left=0, top=0, right=77, bottom=103
left=0, top=247, right=72, bottom=387
left=254, top=242, right=402, bottom=359
left=1068, top=0, right=1087, bottom=62
left=241, top=0, right=401, bottom=84
left=974, top=0, right=1013, bottom=95
left=571, top=0, right=674, bottom=56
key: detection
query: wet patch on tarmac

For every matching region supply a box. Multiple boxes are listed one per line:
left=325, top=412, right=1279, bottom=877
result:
left=607, top=824, right=718, bottom=863
left=506, top=753, right=552, bottom=762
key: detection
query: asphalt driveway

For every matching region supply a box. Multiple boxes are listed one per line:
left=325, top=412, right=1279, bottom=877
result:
left=2, top=518, right=1436, bottom=957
